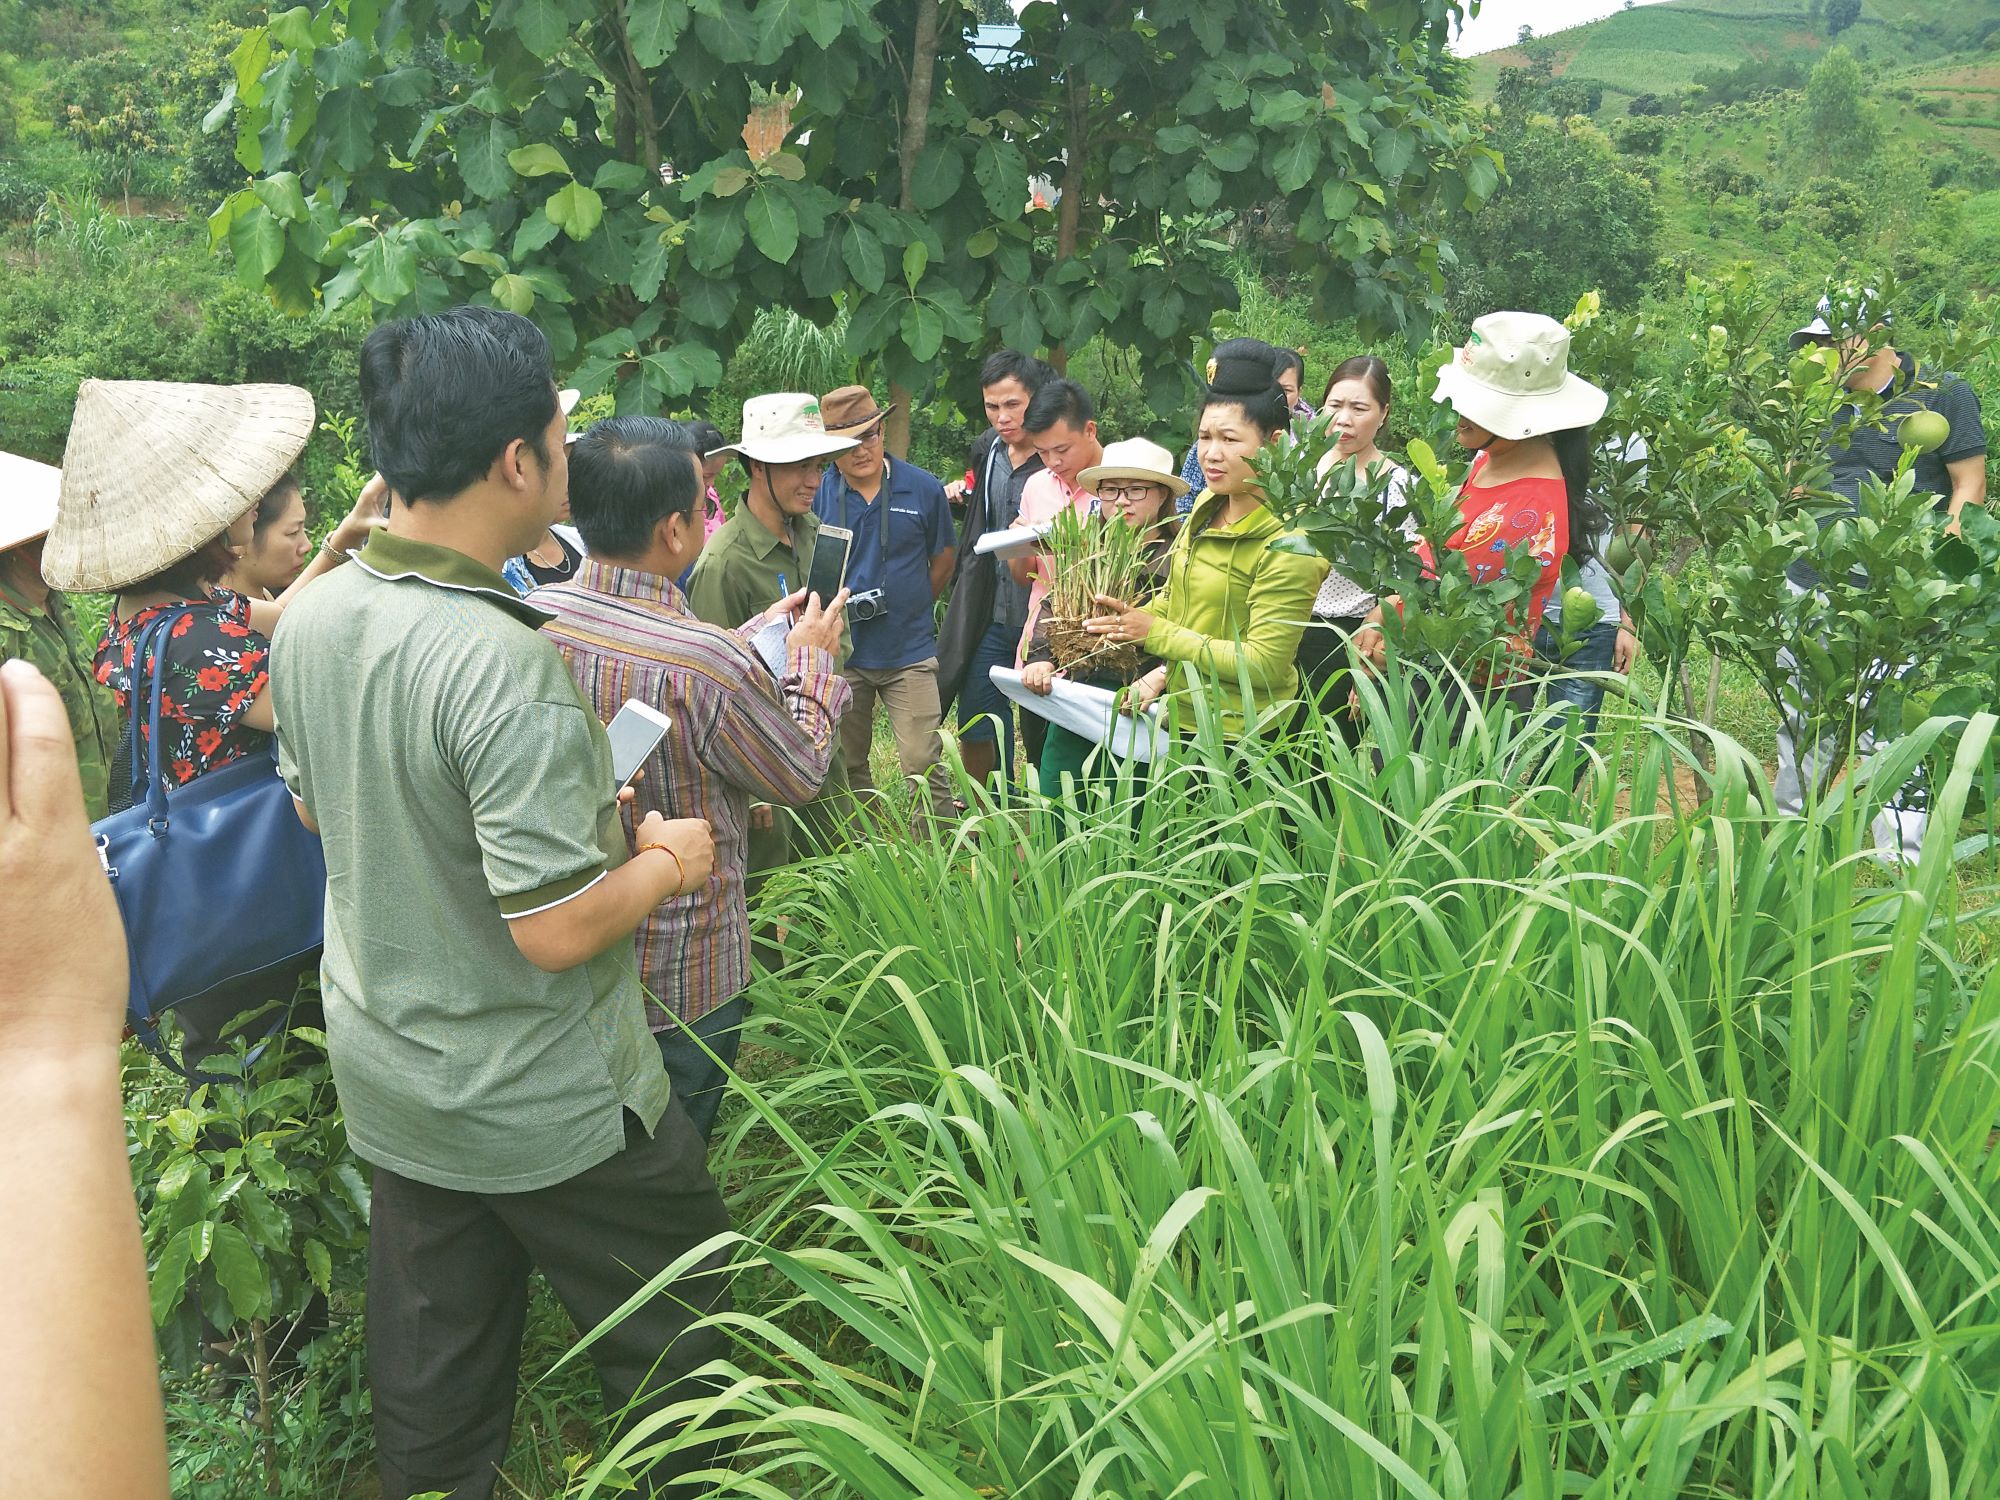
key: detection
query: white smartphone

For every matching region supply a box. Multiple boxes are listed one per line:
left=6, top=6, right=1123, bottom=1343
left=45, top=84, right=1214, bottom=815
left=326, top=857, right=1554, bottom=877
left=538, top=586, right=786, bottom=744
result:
left=606, top=699, right=673, bottom=789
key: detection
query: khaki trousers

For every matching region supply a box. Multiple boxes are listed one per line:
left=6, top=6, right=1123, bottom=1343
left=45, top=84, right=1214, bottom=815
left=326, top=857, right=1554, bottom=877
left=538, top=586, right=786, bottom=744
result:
left=840, top=657, right=954, bottom=837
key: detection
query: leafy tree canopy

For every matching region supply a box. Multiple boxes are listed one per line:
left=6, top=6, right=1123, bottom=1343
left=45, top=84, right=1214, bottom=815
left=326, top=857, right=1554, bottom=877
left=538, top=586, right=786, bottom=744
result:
left=212, top=0, right=1494, bottom=421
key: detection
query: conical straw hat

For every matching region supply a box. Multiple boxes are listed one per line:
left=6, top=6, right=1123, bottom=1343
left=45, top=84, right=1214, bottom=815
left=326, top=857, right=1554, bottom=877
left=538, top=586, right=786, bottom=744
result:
left=43, top=379, right=316, bottom=592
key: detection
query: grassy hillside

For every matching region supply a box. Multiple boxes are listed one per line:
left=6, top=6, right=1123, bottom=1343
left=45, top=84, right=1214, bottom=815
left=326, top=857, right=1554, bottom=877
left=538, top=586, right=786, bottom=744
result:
left=1472, top=0, right=1993, bottom=115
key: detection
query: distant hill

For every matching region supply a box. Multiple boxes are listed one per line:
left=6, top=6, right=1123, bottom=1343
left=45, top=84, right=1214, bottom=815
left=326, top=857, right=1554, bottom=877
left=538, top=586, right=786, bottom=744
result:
left=1472, top=0, right=1996, bottom=116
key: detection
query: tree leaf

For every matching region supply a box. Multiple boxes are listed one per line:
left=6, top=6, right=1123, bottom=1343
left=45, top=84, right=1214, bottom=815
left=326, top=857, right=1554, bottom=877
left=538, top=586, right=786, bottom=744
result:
left=375, top=65, right=436, bottom=108
left=456, top=114, right=520, bottom=200
left=764, top=151, right=806, bottom=182
left=209, top=1223, right=270, bottom=1324
left=1271, top=131, right=1322, bottom=194
left=355, top=230, right=417, bottom=302
left=508, top=142, right=572, bottom=178
left=901, top=299, right=944, bottom=363
left=692, top=2, right=757, bottom=63
left=680, top=275, right=738, bottom=328
left=626, top=0, right=690, bottom=67
left=594, top=160, right=652, bottom=192
left=1185, top=163, right=1221, bottom=210
left=316, top=88, right=374, bottom=175
left=231, top=27, right=274, bottom=95
left=1155, top=123, right=1200, bottom=156
left=745, top=186, right=799, bottom=263
left=902, top=238, right=928, bottom=290
left=966, top=228, right=999, bottom=259
left=711, top=166, right=753, bottom=198
left=251, top=171, right=307, bottom=222
left=493, top=272, right=536, bottom=314
left=513, top=208, right=562, bottom=258
left=546, top=181, right=606, bottom=241
left=642, top=342, right=725, bottom=397
left=1204, top=133, right=1256, bottom=173
left=232, top=1182, right=293, bottom=1253
left=502, top=0, right=572, bottom=58
left=303, top=1239, right=333, bottom=1296
left=314, top=36, right=369, bottom=90
left=841, top=223, right=885, bottom=292
left=229, top=202, right=287, bottom=285
left=973, top=138, right=1027, bottom=220
left=909, top=144, right=963, bottom=212
left=631, top=233, right=672, bottom=300
left=150, top=1230, right=196, bottom=1326
left=267, top=6, right=313, bottom=53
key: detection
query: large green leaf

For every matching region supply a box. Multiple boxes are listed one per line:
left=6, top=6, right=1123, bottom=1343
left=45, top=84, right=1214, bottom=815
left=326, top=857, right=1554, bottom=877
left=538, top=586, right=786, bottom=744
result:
left=456, top=114, right=520, bottom=200
left=209, top=1223, right=270, bottom=1324
left=501, top=0, right=573, bottom=58
left=313, top=36, right=370, bottom=90
left=251, top=171, right=307, bottom=223
left=901, top=299, right=944, bottom=363
left=631, top=233, right=672, bottom=300
left=909, top=144, right=964, bottom=212
left=493, top=273, right=536, bottom=314
left=316, top=88, right=374, bottom=174
left=150, top=1229, right=196, bottom=1326
left=841, top=223, right=886, bottom=293
left=1203, top=133, right=1256, bottom=173
left=508, top=142, right=572, bottom=178
left=355, top=231, right=418, bottom=302
left=627, top=0, right=691, bottom=67
left=973, top=138, right=1028, bottom=221
left=680, top=275, right=738, bottom=328
left=692, top=1, right=757, bottom=63
left=746, top=186, right=800, bottom=263
left=546, top=181, right=606, bottom=241
left=267, top=6, right=313, bottom=53
left=513, top=208, right=562, bottom=258
left=229, top=202, right=287, bottom=285
left=303, top=1240, right=333, bottom=1297
left=643, top=342, right=725, bottom=397
left=1372, top=127, right=1415, bottom=181
left=1270, top=131, right=1322, bottom=194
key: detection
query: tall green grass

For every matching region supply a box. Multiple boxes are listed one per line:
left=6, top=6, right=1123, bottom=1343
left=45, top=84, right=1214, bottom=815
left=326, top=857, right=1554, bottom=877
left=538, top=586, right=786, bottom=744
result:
left=573, top=675, right=2000, bottom=1497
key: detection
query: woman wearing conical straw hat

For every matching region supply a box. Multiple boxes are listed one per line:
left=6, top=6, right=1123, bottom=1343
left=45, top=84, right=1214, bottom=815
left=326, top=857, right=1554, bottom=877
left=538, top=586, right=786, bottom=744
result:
left=42, top=378, right=379, bottom=1075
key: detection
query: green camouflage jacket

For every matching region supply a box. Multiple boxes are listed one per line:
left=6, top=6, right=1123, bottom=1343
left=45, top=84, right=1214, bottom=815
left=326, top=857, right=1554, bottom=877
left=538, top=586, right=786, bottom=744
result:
left=0, top=583, right=120, bottom=819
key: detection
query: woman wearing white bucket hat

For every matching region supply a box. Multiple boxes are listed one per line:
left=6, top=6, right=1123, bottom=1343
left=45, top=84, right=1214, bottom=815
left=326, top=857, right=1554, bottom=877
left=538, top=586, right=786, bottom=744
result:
left=1352, top=311, right=1610, bottom=709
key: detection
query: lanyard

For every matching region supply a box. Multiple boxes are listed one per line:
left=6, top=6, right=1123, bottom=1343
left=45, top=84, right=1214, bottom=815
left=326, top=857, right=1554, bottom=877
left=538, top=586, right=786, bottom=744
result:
left=841, top=460, right=893, bottom=588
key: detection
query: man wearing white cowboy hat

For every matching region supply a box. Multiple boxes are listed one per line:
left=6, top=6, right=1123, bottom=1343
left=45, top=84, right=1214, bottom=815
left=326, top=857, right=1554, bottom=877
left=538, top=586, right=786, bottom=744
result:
left=0, top=450, right=119, bottom=819
left=689, top=393, right=858, bottom=868
left=810, top=384, right=958, bottom=838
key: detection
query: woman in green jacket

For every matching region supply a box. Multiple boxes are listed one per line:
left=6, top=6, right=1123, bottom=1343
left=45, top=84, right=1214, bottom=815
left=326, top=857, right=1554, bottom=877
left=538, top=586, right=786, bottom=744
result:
left=1084, top=355, right=1328, bottom=738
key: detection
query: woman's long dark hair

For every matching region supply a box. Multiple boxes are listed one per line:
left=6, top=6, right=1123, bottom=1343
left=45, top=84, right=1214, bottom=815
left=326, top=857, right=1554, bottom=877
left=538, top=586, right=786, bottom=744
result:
left=1548, top=426, right=1607, bottom=561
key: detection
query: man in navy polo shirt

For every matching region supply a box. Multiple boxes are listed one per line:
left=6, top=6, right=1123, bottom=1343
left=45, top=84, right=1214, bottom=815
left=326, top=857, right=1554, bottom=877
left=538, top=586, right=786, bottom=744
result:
left=813, top=386, right=958, bottom=837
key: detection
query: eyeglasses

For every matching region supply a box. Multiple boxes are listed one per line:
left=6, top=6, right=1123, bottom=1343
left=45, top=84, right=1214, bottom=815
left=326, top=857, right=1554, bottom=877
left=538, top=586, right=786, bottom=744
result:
left=1097, top=484, right=1163, bottom=503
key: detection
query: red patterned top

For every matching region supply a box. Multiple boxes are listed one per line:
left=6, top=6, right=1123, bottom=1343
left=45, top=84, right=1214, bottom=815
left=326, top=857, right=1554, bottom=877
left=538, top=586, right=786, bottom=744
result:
left=95, top=590, right=272, bottom=789
left=1418, top=451, right=1567, bottom=642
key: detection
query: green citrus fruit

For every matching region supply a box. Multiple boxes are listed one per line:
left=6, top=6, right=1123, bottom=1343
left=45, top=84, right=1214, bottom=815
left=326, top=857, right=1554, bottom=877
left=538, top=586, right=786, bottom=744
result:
left=1561, top=586, right=1601, bottom=628
left=1603, top=531, right=1656, bottom=574
left=1900, top=409, right=1950, bottom=454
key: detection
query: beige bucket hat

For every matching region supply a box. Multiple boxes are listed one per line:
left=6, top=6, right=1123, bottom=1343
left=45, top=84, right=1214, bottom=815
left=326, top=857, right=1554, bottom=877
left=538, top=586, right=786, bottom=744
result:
left=1432, top=311, right=1607, bottom=442
left=713, top=393, right=857, bottom=465
left=0, top=450, right=62, bottom=555
left=1078, top=438, right=1191, bottom=499
left=43, top=380, right=317, bottom=592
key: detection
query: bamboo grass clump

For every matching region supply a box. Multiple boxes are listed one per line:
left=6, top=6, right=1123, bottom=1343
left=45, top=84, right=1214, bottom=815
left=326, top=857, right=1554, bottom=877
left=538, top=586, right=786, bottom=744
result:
left=1041, top=504, right=1151, bottom=676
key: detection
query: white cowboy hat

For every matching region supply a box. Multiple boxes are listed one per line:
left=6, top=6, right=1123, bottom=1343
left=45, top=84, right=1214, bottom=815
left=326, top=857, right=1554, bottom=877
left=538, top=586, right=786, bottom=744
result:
left=560, top=386, right=583, bottom=445
left=712, top=393, right=857, bottom=465
left=43, top=379, right=316, bottom=593
left=1432, top=311, right=1607, bottom=442
left=0, top=451, right=62, bottom=555
left=1078, top=438, right=1191, bottom=500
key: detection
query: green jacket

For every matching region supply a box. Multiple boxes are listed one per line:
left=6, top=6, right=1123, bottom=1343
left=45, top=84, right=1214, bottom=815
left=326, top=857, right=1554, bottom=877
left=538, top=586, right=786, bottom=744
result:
left=1141, top=491, right=1329, bottom=737
left=0, top=582, right=119, bottom=819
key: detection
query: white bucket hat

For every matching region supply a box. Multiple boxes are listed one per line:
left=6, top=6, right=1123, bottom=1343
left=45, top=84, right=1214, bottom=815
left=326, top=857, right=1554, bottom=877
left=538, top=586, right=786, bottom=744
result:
left=712, top=393, right=857, bottom=465
left=1078, top=438, right=1191, bottom=500
left=0, top=450, right=62, bottom=555
left=43, top=379, right=316, bottom=592
left=1432, top=311, right=1607, bottom=442
left=1788, top=290, right=1892, bottom=350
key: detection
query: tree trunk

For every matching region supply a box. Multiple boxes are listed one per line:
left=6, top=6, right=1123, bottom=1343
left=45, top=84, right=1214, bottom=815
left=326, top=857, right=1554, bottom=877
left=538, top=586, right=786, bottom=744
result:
left=1049, top=65, right=1089, bottom=376
left=886, top=0, right=946, bottom=458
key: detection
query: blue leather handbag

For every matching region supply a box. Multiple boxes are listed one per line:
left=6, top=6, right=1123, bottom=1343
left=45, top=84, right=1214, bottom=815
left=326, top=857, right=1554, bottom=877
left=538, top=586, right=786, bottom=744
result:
left=90, top=606, right=327, bottom=1063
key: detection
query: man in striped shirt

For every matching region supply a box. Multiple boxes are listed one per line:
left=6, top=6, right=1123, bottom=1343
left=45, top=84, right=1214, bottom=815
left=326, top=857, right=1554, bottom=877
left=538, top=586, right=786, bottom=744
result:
left=535, top=416, right=850, bottom=1141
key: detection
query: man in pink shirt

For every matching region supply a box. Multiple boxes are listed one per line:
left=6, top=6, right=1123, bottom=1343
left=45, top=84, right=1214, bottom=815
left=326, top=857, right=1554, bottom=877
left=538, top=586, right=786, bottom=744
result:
left=1006, top=378, right=1106, bottom=667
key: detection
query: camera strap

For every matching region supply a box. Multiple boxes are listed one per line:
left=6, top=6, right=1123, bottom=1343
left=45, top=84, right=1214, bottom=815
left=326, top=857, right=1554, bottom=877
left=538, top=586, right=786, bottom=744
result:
left=842, top=461, right=892, bottom=592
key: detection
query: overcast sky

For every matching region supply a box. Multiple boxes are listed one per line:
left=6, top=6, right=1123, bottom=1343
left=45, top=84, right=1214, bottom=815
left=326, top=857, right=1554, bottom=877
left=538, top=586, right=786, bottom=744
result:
left=1451, top=0, right=1678, bottom=55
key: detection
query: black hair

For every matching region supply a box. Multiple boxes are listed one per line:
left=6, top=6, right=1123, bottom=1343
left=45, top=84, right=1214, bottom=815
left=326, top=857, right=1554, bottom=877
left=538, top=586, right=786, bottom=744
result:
left=247, top=473, right=303, bottom=538
left=359, top=306, right=557, bottom=505
left=687, top=419, right=727, bottom=457
left=979, top=349, right=1053, bottom=394
left=1273, top=347, right=1306, bottom=386
left=1549, top=427, right=1608, bottom=562
left=1323, top=355, right=1392, bottom=409
left=124, top=534, right=240, bottom=602
left=1209, top=336, right=1281, bottom=371
left=566, top=416, right=702, bottom=558
left=1023, top=377, right=1095, bottom=436
left=1201, top=355, right=1291, bottom=437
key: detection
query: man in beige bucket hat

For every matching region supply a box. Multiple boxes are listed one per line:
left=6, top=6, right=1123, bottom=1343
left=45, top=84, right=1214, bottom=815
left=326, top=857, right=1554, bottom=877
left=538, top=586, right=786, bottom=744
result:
left=0, top=450, right=119, bottom=818
left=689, top=394, right=858, bottom=869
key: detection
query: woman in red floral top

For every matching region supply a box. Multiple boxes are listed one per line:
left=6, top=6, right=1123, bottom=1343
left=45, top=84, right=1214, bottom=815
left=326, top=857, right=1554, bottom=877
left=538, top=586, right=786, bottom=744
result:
left=96, top=473, right=381, bottom=807
left=1354, top=311, right=1609, bottom=712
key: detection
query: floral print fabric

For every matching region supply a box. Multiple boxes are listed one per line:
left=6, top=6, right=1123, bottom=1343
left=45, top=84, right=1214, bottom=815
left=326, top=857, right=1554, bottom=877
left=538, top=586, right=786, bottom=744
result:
left=95, top=589, right=272, bottom=788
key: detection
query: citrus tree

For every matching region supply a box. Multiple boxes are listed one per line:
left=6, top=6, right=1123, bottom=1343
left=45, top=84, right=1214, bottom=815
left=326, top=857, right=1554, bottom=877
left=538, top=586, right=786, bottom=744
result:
left=209, top=0, right=1495, bottom=432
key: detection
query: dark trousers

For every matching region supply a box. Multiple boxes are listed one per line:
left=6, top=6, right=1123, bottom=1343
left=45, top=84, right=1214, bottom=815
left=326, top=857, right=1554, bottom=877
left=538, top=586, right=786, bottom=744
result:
left=653, top=996, right=748, bottom=1142
left=368, top=1110, right=733, bottom=1500
left=1295, top=616, right=1368, bottom=750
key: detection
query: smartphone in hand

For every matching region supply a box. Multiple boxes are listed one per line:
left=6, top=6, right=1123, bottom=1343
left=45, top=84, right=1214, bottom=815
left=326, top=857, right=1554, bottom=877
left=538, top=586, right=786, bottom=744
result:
left=606, top=699, right=673, bottom=789
left=807, top=524, right=853, bottom=608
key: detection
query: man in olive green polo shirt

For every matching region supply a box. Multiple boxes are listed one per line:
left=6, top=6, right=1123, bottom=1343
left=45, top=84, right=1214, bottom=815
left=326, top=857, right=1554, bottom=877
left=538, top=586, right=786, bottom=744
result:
left=688, top=393, right=855, bottom=866
left=270, top=308, right=729, bottom=1500
left=0, top=452, right=118, bottom=819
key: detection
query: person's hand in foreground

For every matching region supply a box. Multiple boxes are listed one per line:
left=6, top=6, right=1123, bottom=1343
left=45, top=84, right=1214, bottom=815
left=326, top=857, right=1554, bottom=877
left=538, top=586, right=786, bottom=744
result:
left=635, top=808, right=715, bottom=893
left=786, top=588, right=849, bottom=658
left=1350, top=605, right=1389, bottom=671
left=0, top=659, right=170, bottom=1500
left=1082, top=594, right=1156, bottom=649
left=1124, top=666, right=1169, bottom=716
left=1613, top=619, right=1639, bottom=674
left=1021, top=661, right=1059, bottom=697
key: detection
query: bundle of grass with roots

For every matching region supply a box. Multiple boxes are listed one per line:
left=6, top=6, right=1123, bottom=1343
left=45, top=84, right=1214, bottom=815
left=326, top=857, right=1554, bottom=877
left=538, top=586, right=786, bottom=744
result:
left=1038, top=502, right=1154, bottom=679
left=559, top=666, right=2000, bottom=1499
